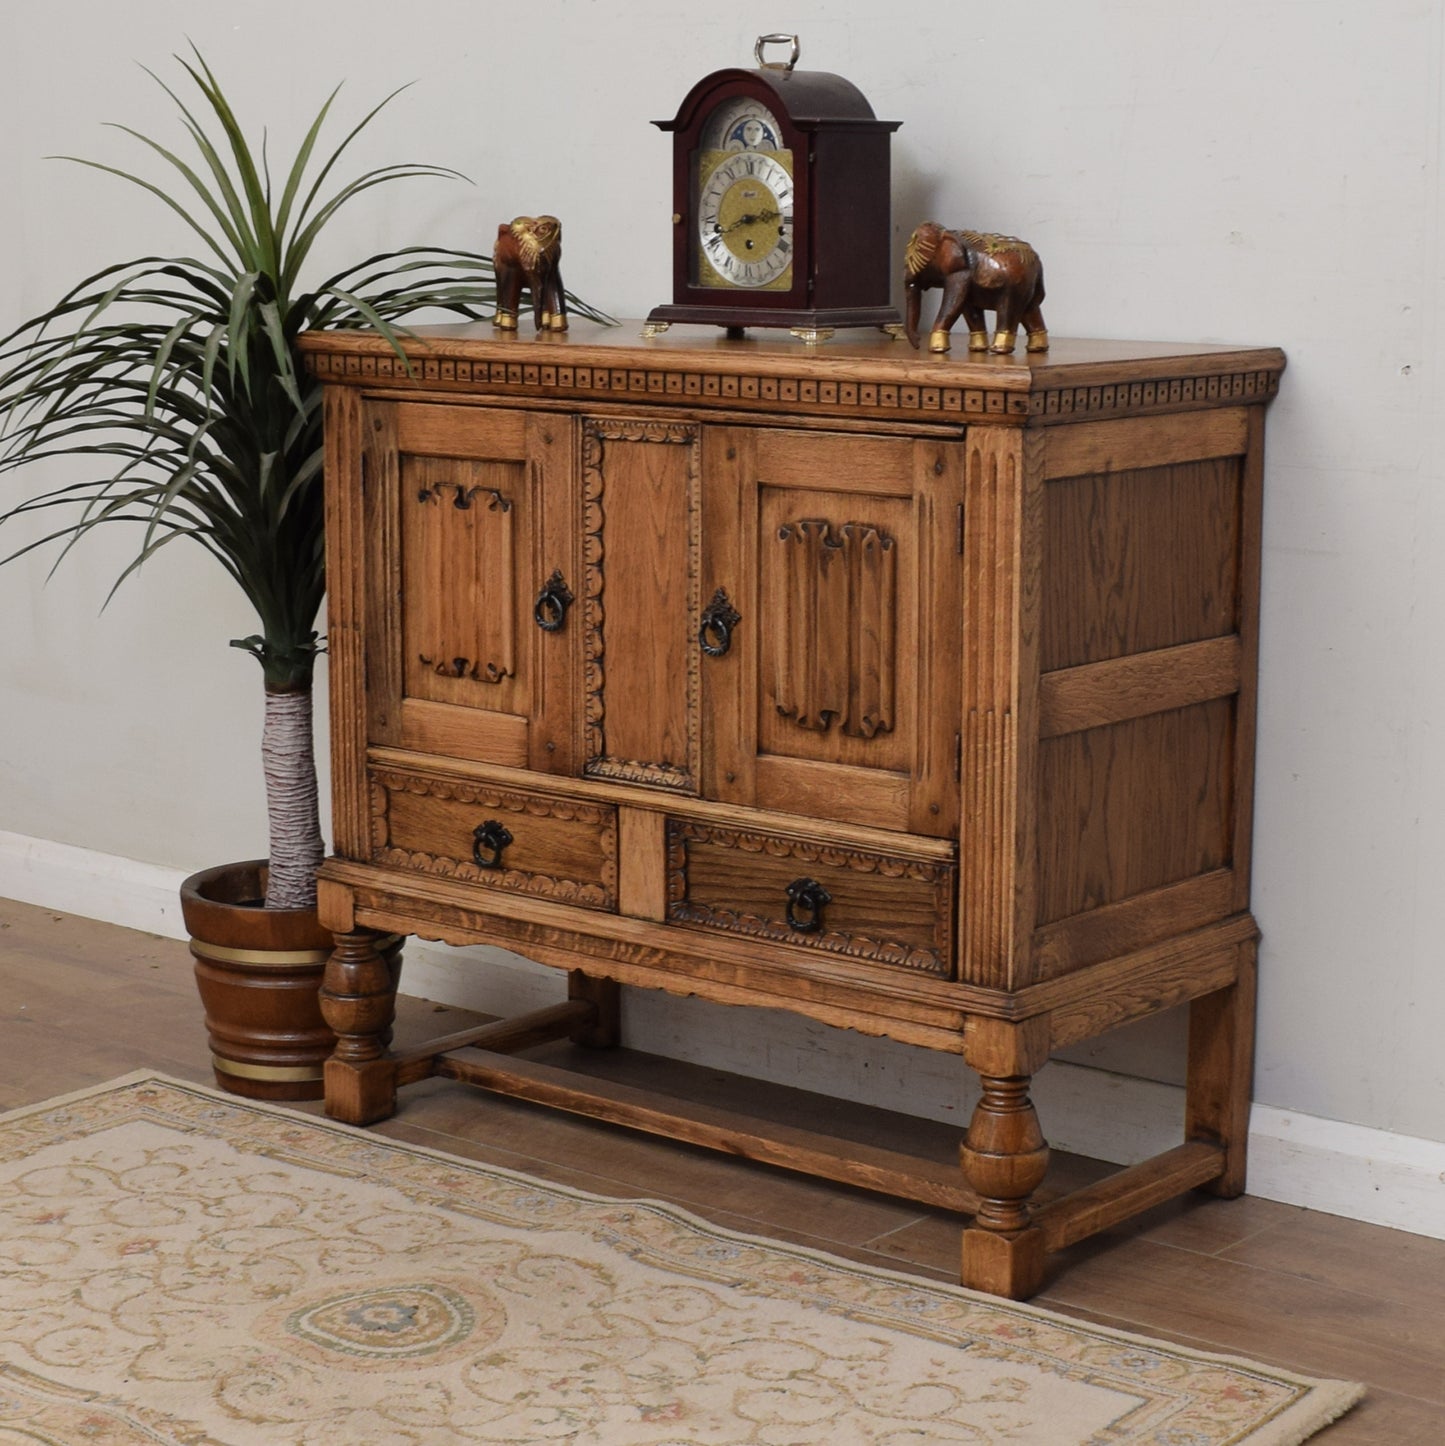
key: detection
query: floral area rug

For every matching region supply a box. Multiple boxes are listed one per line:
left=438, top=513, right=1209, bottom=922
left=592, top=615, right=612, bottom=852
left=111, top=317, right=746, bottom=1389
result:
left=0, top=1073, right=1361, bottom=1444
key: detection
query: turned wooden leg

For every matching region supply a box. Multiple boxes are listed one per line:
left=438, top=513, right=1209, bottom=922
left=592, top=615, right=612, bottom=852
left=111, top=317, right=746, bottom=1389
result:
left=1186, top=941, right=1258, bottom=1197
left=320, top=929, right=402, bottom=1125
left=959, top=1016, right=1052, bottom=1298
left=960, top=1076, right=1050, bottom=1297
left=567, top=970, right=621, bottom=1049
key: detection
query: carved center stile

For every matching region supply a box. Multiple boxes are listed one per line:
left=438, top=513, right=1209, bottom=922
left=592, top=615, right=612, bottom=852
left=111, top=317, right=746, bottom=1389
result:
left=770, top=518, right=898, bottom=739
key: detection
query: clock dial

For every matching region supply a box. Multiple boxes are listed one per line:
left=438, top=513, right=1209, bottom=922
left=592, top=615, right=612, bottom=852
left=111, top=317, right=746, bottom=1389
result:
left=696, top=149, right=795, bottom=290
left=699, top=96, right=784, bottom=152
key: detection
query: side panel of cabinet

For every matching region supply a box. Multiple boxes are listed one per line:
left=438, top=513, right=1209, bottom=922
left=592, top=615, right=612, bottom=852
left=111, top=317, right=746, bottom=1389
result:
left=702, top=427, right=962, bottom=838
left=362, top=402, right=579, bottom=775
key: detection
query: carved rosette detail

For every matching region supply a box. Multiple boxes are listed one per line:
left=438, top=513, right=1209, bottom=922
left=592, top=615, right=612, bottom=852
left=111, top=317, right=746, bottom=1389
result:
left=771, top=519, right=897, bottom=739
left=581, top=418, right=702, bottom=792
left=664, top=820, right=953, bottom=976
left=368, top=770, right=616, bottom=911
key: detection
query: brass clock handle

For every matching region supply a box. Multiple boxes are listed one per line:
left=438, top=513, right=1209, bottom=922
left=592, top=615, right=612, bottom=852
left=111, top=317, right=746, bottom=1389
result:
left=754, top=34, right=800, bottom=72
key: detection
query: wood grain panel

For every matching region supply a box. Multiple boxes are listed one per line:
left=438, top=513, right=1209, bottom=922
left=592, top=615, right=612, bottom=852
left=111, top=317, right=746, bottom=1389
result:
left=1039, top=636, right=1242, bottom=738
left=1041, top=409, right=1249, bottom=480
left=394, top=403, right=527, bottom=456
left=617, top=807, right=668, bottom=921
left=1040, top=456, right=1242, bottom=670
left=583, top=419, right=700, bottom=791
left=1035, top=699, right=1235, bottom=926
left=1032, top=868, right=1237, bottom=980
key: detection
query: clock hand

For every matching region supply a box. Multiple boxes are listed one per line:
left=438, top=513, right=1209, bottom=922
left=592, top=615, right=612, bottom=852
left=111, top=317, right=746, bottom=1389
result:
left=721, top=207, right=783, bottom=234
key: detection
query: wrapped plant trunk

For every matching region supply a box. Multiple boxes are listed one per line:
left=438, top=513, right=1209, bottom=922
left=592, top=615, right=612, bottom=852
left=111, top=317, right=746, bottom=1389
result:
left=261, top=685, right=324, bottom=909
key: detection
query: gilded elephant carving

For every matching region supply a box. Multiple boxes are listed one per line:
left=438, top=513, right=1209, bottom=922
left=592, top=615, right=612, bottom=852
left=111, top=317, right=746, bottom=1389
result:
left=492, top=215, right=567, bottom=333
left=904, top=224, right=1047, bottom=356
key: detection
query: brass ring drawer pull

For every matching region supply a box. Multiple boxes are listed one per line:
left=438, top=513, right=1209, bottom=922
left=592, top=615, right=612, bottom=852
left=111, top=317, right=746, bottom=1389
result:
left=471, top=819, right=514, bottom=869
left=785, top=876, right=831, bottom=933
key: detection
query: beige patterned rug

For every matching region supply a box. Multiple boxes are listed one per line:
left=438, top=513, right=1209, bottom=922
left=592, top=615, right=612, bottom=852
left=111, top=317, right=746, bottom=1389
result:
left=0, top=1073, right=1360, bottom=1445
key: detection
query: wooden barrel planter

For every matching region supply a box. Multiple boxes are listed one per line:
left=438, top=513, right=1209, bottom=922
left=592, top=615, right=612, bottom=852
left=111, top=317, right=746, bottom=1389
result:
left=180, top=860, right=400, bottom=1101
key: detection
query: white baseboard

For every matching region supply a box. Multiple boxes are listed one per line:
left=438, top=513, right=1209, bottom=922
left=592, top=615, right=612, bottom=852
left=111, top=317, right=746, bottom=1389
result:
left=4, top=829, right=1442, bottom=1242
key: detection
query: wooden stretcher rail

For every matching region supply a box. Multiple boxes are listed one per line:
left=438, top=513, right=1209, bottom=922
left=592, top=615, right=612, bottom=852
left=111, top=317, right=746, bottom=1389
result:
left=433, top=1046, right=982, bottom=1215
left=1034, top=1141, right=1226, bottom=1251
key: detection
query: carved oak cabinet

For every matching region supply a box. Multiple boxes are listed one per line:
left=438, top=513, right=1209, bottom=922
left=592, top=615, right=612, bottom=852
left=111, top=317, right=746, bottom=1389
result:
left=299, top=323, right=1284, bottom=1298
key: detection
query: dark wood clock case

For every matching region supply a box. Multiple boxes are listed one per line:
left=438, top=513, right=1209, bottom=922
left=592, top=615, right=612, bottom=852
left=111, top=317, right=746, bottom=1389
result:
left=648, top=66, right=901, bottom=333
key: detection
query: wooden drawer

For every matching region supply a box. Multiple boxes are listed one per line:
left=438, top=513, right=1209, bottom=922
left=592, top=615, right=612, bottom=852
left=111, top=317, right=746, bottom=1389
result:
left=368, top=765, right=618, bottom=911
left=665, top=819, right=954, bottom=977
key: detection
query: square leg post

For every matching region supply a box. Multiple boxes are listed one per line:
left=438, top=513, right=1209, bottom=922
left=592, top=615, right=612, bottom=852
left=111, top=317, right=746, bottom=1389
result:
left=1186, top=940, right=1257, bottom=1197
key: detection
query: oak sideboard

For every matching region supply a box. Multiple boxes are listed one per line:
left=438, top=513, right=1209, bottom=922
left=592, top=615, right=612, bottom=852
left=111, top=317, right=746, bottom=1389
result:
left=298, top=321, right=1285, bottom=1298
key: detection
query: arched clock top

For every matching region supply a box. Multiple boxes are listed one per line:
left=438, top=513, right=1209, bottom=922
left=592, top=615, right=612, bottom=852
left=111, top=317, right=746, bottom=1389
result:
left=654, top=67, right=899, bottom=135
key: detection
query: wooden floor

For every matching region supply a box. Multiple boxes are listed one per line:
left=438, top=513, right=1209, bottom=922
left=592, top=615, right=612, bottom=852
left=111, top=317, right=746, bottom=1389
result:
left=2, top=899, right=1439, bottom=1441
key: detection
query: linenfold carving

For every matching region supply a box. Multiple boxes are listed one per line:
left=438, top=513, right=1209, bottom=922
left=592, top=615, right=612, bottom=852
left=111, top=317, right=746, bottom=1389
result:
left=770, top=519, right=897, bottom=739
left=408, top=472, right=517, bottom=686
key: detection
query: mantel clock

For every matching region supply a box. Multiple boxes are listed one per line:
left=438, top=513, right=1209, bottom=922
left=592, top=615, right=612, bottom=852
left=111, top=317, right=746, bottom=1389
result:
left=646, top=36, right=901, bottom=342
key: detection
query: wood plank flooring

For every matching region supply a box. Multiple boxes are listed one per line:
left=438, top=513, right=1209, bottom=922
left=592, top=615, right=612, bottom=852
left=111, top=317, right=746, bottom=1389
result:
left=2, top=898, right=1438, bottom=1441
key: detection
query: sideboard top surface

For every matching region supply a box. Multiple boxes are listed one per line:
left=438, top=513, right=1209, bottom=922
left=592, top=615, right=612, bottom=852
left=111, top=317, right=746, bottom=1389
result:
left=300, top=322, right=1284, bottom=425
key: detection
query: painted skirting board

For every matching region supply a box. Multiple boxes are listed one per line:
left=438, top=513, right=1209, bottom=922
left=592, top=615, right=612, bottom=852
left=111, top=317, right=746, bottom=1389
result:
left=4, top=827, right=1441, bottom=1242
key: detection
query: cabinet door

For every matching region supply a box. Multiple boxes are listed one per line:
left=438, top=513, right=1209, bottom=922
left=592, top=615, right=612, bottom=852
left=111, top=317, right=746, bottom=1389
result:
left=362, top=402, right=578, bottom=774
left=702, top=427, right=963, bottom=838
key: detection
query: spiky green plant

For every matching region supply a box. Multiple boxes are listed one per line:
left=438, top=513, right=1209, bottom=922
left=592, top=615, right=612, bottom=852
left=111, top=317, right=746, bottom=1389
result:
left=0, top=50, right=608, bottom=909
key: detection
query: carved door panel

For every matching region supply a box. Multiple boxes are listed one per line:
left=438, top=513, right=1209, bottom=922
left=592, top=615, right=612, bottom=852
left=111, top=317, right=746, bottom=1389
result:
left=579, top=418, right=703, bottom=793
left=363, top=402, right=578, bottom=774
left=702, top=427, right=963, bottom=838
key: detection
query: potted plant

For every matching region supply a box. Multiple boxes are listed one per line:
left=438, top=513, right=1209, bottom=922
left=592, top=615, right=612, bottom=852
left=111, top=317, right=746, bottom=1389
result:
left=0, top=50, right=607, bottom=1099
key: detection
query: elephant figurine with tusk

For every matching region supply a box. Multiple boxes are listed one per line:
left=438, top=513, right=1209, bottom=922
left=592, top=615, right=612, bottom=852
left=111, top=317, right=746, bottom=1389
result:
left=492, top=214, right=568, bottom=334
left=904, top=223, right=1048, bottom=356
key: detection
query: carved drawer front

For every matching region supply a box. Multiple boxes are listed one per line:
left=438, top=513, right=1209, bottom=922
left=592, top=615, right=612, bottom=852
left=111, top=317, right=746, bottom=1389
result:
left=665, top=819, right=955, bottom=977
left=368, top=766, right=617, bottom=912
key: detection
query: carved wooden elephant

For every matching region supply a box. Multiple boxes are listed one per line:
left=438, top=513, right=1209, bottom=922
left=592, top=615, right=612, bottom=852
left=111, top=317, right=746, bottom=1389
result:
left=904, top=223, right=1047, bottom=355
left=492, top=215, right=567, bottom=333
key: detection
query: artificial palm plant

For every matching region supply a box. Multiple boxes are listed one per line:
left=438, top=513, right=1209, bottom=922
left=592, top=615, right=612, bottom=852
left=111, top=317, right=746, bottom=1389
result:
left=0, top=50, right=606, bottom=911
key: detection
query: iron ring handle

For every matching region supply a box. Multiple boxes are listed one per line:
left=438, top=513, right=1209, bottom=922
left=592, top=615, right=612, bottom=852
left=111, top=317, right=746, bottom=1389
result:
left=699, top=587, right=741, bottom=659
left=785, top=877, right=831, bottom=933
left=471, top=819, right=514, bottom=870
left=534, top=569, right=574, bottom=633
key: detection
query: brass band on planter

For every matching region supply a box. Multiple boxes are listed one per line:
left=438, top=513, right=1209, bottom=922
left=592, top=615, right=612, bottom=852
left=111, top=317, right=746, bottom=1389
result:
left=188, top=933, right=401, bottom=969
left=211, top=1054, right=325, bottom=1083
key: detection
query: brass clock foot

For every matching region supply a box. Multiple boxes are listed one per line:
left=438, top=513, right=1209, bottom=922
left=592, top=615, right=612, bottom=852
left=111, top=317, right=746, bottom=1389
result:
left=881, top=323, right=907, bottom=340
left=790, top=326, right=835, bottom=346
left=641, top=321, right=672, bottom=338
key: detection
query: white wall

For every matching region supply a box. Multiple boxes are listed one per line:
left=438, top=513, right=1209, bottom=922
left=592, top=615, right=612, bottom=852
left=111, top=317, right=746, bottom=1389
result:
left=3, top=3, right=1443, bottom=1159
